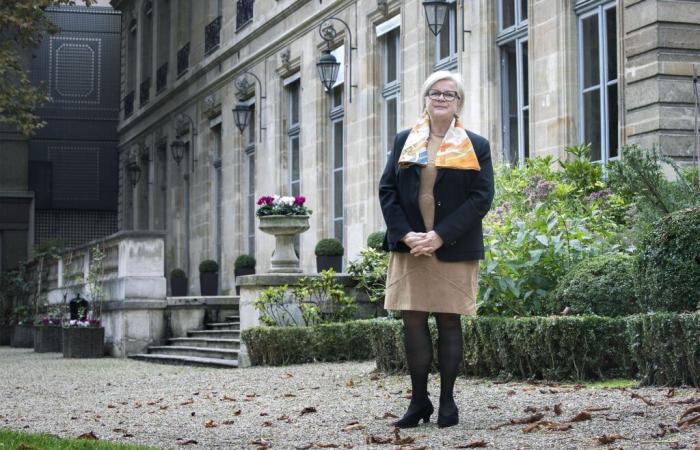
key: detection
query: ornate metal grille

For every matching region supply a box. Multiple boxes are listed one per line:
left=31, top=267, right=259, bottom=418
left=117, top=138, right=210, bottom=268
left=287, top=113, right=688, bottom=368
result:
left=177, top=42, right=190, bottom=77
left=156, top=62, right=168, bottom=93
left=205, top=16, right=222, bottom=55
left=124, top=90, right=134, bottom=117
left=139, top=77, right=150, bottom=106
left=236, top=0, right=254, bottom=29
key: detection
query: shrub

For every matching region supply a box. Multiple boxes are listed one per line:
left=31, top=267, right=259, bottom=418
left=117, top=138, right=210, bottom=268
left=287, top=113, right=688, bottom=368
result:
left=347, top=248, right=389, bottom=305
left=626, top=313, right=700, bottom=386
left=170, top=268, right=186, bottom=279
left=198, top=259, right=219, bottom=273
left=366, top=231, right=386, bottom=250
left=635, top=208, right=700, bottom=313
left=547, top=253, right=640, bottom=317
left=314, top=238, right=344, bottom=256
left=242, top=319, right=377, bottom=365
left=234, top=254, right=256, bottom=270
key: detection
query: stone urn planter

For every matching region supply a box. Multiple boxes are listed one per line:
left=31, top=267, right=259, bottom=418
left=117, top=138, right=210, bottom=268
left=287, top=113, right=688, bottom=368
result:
left=10, top=323, right=34, bottom=348
left=34, top=325, right=63, bottom=353
left=62, top=326, right=104, bottom=358
left=258, top=215, right=310, bottom=273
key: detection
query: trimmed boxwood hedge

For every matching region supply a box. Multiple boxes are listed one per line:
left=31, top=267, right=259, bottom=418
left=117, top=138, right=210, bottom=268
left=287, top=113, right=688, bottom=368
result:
left=242, top=313, right=700, bottom=386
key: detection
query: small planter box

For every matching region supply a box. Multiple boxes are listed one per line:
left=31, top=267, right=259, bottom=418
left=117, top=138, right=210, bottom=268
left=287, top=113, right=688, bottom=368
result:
left=10, top=324, right=34, bottom=348
left=0, top=325, right=12, bottom=346
left=317, top=255, right=342, bottom=273
left=234, top=267, right=255, bottom=295
left=170, top=277, right=188, bottom=296
left=34, top=325, right=63, bottom=353
left=62, top=327, right=104, bottom=358
left=200, top=272, right=219, bottom=296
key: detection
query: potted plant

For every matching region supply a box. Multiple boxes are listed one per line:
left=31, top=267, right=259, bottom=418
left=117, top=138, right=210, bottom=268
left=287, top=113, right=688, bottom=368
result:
left=34, top=305, right=63, bottom=353
left=199, top=259, right=219, bottom=296
left=257, top=195, right=312, bottom=273
left=234, top=255, right=256, bottom=295
left=170, top=268, right=188, bottom=297
left=0, top=270, right=22, bottom=346
left=10, top=306, right=34, bottom=348
left=63, top=246, right=105, bottom=358
left=366, top=230, right=386, bottom=251
left=315, top=238, right=344, bottom=273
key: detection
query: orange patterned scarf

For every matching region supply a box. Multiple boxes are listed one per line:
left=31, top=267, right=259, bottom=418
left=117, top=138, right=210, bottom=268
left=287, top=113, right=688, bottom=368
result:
left=397, top=112, right=480, bottom=171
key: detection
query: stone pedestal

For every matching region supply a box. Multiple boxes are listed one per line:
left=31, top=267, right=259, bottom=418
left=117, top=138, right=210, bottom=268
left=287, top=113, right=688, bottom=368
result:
left=258, top=215, right=310, bottom=273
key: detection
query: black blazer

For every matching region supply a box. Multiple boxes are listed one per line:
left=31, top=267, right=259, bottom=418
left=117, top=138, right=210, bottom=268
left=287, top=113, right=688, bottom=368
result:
left=379, top=128, right=494, bottom=261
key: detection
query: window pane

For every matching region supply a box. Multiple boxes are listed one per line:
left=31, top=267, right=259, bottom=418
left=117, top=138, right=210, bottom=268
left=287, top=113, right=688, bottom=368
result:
left=608, top=83, right=618, bottom=158
left=502, top=0, right=515, bottom=29
left=582, top=15, right=600, bottom=88
left=334, top=220, right=343, bottom=243
left=291, top=137, right=299, bottom=181
left=332, top=85, right=343, bottom=108
left=520, top=0, right=527, bottom=21
left=289, top=82, right=299, bottom=125
left=386, top=30, right=398, bottom=84
left=387, top=97, right=398, bottom=153
left=334, top=171, right=343, bottom=218
left=583, top=90, right=602, bottom=161
left=606, top=8, right=617, bottom=82
left=291, top=181, right=300, bottom=197
left=521, top=40, right=529, bottom=106
left=523, top=107, right=530, bottom=159
left=334, top=121, right=343, bottom=169
left=438, top=15, right=450, bottom=60
left=502, top=42, right=518, bottom=164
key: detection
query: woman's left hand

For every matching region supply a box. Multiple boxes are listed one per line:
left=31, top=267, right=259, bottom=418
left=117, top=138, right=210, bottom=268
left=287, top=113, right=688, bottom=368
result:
left=409, top=231, right=444, bottom=256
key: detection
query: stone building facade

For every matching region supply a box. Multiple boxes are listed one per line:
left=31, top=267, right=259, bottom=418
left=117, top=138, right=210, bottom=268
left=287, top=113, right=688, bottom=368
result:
left=109, top=0, right=700, bottom=294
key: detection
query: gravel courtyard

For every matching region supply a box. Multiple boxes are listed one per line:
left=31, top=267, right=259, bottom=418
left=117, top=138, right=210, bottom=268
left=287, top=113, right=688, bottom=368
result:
left=0, top=348, right=698, bottom=450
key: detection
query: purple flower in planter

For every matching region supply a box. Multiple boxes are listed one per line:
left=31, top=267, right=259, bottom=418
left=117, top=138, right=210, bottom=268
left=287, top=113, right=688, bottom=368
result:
left=294, top=195, right=306, bottom=206
left=257, top=195, right=274, bottom=206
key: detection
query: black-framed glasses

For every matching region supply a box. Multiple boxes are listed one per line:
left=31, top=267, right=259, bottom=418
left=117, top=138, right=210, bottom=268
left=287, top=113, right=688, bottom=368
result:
left=427, top=89, right=460, bottom=102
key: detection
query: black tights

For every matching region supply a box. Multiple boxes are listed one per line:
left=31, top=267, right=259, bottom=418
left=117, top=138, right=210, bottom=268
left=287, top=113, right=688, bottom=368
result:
left=402, top=311, right=463, bottom=409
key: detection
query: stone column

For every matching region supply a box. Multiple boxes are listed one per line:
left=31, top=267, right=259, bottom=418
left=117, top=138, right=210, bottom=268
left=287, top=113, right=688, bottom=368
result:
left=622, top=0, right=700, bottom=160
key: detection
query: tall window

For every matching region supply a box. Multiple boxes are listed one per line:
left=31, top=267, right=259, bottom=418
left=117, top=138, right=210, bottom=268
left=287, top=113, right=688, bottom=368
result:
left=330, top=85, right=344, bottom=242
left=435, top=1, right=458, bottom=70
left=237, top=0, right=254, bottom=30
left=578, top=2, right=618, bottom=162
left=378, top=19, right=400, bottom=159
left=140, top=1, right=153, bottom=107
left=212, top=124, right=222, bottom=272
left=497, top=0, right=529, bottom=165
left=287, top=79, right=301, bottom=197
left=156, top=0, right=170, bottom=94
left=245, top=104, right=256, bottom=256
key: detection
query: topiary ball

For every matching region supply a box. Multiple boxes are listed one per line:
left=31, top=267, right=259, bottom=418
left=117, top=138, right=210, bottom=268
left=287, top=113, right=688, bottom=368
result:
left=234, top=254, right=256, bottom=270
left=547, top=253, right=640, bottom=317
left=170, top=268, right=187, bottom=279
left=314, top=238, right=344, bottom=256
left=367, top=231, right=386, bottom=250
left=635, top=207, right=700, bottom=313
left=198, top=259, right=219, bottom=274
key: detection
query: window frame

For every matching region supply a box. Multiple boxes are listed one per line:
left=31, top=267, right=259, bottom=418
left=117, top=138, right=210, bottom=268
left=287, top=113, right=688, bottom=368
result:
left=329, top=85, right=345, bottom=243
left=434, top=0, right=458, bottom=71
left=381, top=26, right=401, bottom=161
left=286, top=80, right=301, bottom=197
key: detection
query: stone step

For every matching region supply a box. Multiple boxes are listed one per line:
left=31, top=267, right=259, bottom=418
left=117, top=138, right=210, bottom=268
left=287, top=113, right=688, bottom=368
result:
left=206, top=322, right=240, bottom=330
left=146, top=345, right=239, bottom=360
left=130, top=353, right=238, bottom=368
left=188, top=329, right=240, bottom=339
left=168, top=337, right=240, bottom=349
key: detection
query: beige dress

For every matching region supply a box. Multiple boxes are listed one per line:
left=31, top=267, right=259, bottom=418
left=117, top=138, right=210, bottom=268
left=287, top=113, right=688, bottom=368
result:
left=384, top=135, right=480, bottom=316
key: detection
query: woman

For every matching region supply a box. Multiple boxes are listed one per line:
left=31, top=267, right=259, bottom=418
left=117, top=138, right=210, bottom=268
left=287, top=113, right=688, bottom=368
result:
left=379, top=71, right=494, bottom=428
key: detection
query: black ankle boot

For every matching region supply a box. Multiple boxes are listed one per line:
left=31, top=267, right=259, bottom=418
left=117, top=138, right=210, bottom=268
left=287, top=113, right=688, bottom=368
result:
left=393, top=398, right=434, bottom=428
left=437, top=401, right=459, bottom=428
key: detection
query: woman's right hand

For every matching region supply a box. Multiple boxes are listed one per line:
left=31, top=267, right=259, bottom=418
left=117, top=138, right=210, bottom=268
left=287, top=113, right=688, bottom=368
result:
left=401, top=232, right=427, bottom=249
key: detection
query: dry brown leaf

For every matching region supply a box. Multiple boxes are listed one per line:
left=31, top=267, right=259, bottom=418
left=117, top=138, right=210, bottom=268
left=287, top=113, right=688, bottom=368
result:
left=280, top=373, right=294, bottom=379
left=553, top=403, right=562, bottom=416
left=112, top=428, right=128, bottom=433
left=524, top=406, right=538, bottom=413
left=487, top=405, right=499, bottom=410
left=222, top=420, right=235, bottom=425
left=586, top=407, right=611, bottom=412
left=107, top=404, right=116, bottom=409
left=342, top=423, right=365, bottom=432
left=262, top=421, right=273, bottom=427
left=295, top=445, right=313, bottom=450
left=260, top=412, right=269, bottom=416
left=454, top=440, right=487, bottom=448
left=77, top=431, right=99, bottom=440
left=251, top=438, right=270, bottom=447
left=160, top=405, right=169, bottom=410
left=680, top=405, right=700, bottom=420
left=666, top=388, right=676, bottom=398
left=366, top=434, right=392, bottom=444
left=284, top=393, right=297, bottom=398
left=176, top=439, right=198, bottom=445
left=370, top=373, right=381, bottom=381
left=671, top=396, right=700, bottom=405
left=232, top=409, right=242, bottom=416
left=570, top=411, right=592, bottom=422
left=677, top=414, right=700, bottom=428
left=382, top=412, right=398, bottom=419
left=278, top=414, right=290, bottom=421
left=596, top=434, right=629, bottom=445
left=522, top=420, right=571, bottom=433
left=204, top=419, right=218, bottom=428
left=301, top=406, right=317, bottom=415
left=346, top=379, right=355, bottom=387
left=180, top=399, right=194, bottom=406
left=393, top=427, right=415, bottom=445
left=222, top=395, right=235, bottom=401
left=490, top=412, right=544, bottom=430
left=315, top=444, right=339, bottom=448
left=342, top=445, right=354, bottom=449
left=630, top=392, right=656, bottom=406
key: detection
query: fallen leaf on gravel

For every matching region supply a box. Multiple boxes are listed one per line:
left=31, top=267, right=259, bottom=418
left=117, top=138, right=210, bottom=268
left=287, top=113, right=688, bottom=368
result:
left=222, top=420, right=235, bottom=425
left=278, top=414, right=290, bottom=421
left=284, top=393, right=297, bottom=398
left=586, top=407, right=611, bottom=412
left=454, top=440, right=487, bottom=448
left=160, top=405, right=169, bottom=410
left=366, top=435, right=392, bottom=444
left=522, top=420, right=571, bottom=433
left=262, top=421, right=273, bottom=427
left=382, top=412, right=398, bottom=419
left=180, top=399, right=194, bottom=406
left=553, top=403, right=562, bottom=415
left=678, top=414, right=700, bottom=428
left=233, top=409, right=242, bottom=416
left=315, top=444, right=339, bottom=448
left=301, top=407, right=317, bottom=415
left=596, top=434, right=628, bottom=444
left=630, top=392, right=656, bottom=406
left=524, top=406, right=538, bottom=413
left=487, top=405, right=499, bottom=410
left=490, top=413, right=544, bottom=430
left=295, top=445, right=313, bottom=450
left=77, top=432, right=99, bottom=440
left=370, top=373, right=381, bottom=381
left=246, top=393, right=258, bottom=398
left=680, top=405, right=700, bottom=420
left=122, top=433, right=134, bottom=438
left=506, top=390, right=516, bottom=396
left=393, top=428, right=415, bottom=445
left=112, top=428, right=128, bottom=433
left=204, top=420, right=217, bottom=428
left=342, top=423, right=365, bottom=432
left=666, top=388, right=676, bottom=398
left=176, top=439, right=198, bottom=445
left=222, top=395, right=235, bottom=401
left=260, top=412, right=269, bottom=416
left=346, top=379, right=355, bottom=387
left=107, top=404, right=116, bottom=409
left=570, top=411, right=592, bottom=422
left=671, top=396, right=700, bottom=405
left=251, top=438, right=270, bottom=447
left=342, top=445, right=354, bottom=449
left=280, top=373, right=294, bottom=379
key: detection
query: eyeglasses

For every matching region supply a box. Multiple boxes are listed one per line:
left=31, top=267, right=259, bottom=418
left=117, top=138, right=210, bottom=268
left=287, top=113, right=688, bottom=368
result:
left=427, top=90, right=460, bottom=102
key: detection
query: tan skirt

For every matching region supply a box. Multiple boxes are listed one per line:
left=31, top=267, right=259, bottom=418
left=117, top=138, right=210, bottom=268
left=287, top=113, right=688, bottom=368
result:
left=383, top=251, right=479, bottom=315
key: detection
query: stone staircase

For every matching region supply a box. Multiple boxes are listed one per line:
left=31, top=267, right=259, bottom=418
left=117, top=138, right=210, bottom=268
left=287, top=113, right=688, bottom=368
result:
left=130, top=314, right=241, bottom=368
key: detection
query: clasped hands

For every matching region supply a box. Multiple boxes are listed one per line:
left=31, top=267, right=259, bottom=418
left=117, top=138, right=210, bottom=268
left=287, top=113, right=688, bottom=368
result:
left=401, top=231, right=444, bottom=256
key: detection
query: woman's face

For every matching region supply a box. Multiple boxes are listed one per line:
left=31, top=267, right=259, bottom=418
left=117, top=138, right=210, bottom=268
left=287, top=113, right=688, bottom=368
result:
left=425, top=79, right=460, bottom=123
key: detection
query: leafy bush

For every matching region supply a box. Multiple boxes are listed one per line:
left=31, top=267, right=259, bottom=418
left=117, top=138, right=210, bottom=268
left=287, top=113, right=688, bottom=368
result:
left=626, top=313, right=700, bottom=386
left=170, top=268, right=186, bottom=279
left=242, top=319, right=377, bottom=365
left=254, top=269, right=356, bottom=326
left=314, top=238, right=344, bottom=256
left=234, top=254, right=256, bottom=270
left=547, top=253, right=640, bottom=317
left=635, top=207, right=700, bottom=313
left=366, top=231, right=386, bottom=250
left=198, top=259, right=219, bottom=273
left=347, top=248, right=389, bottom=306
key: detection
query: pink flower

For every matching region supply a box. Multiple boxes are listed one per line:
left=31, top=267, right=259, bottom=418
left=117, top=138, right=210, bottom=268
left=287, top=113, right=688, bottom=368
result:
left=294, top=195, right=306, bottom=206
left=257, top=195, right=274, bottom=206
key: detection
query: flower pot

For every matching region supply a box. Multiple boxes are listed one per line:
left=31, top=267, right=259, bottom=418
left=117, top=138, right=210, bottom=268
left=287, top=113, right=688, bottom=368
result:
left=234, top=267, right=255, bottom=295
left=170, top=277, right=188, bottom=296
left=200, top=272, right=219, bottom=296
left=34, top=325, right=62, bottom=353
left=316, top=255, right=343, bottom=273
left=10, top=324, right=34, bottom=348
left=258, top=215, right=310, bottom=273
left=0, top=325, right=12, bottom=346
left=62, top=326, right=104, bottom=358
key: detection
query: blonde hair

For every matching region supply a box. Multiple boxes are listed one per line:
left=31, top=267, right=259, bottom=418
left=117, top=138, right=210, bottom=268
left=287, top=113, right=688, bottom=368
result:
left=421, top=70, right=465, bottom=114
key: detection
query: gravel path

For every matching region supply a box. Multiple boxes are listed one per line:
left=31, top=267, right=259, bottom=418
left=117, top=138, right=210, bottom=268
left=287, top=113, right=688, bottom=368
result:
left=0, top=348, right=698, bottom=450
